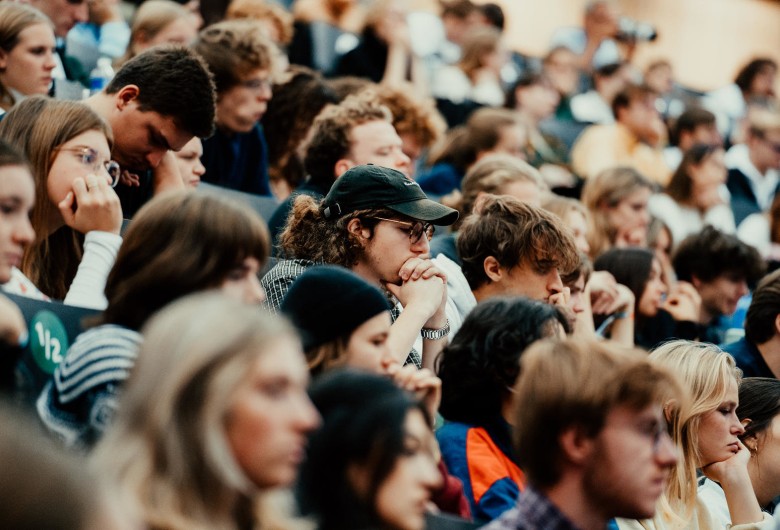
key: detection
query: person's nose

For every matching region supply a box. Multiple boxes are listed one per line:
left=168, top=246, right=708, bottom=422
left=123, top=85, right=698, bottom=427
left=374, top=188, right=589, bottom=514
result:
left=395, top=149, right=412, bottom=177
left=14, top=217, right=35, bottom=247
left=193, top=159, right=206, bottom=177
left=547, top=269, right=563, bottom=295
left=654, top=431, right=679, bottom=467
left=732, top=412, right=746, bottom=436
left=72, top=2, right=89, bottom=23
left=44, top=50, right=56, bottom=71
left=737, top=280, right=749, bottom=299
left=411, top=231, right=430, bottom=256
left=246, top=275, right=266, bottom=304
left=421, top=455, right=444, bottom=491
left=293, top=393, right=321, bottom=433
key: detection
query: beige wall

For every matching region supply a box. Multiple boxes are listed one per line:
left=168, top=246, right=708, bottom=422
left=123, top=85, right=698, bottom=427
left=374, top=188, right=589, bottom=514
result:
left=490, top=0, right=780, bottom=92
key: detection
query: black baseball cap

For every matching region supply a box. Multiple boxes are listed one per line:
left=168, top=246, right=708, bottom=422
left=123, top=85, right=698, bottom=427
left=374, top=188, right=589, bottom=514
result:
left=321, top=165, right=459, bottom=226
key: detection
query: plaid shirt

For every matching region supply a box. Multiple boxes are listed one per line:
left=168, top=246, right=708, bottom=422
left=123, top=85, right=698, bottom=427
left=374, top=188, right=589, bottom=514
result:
left=261, top=259, right=421, bottom=368
left=480, top=487, right=582, bottom=530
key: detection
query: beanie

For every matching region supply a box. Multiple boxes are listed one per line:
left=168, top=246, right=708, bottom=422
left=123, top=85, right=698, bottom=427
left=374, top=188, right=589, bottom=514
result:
left=280, top=265, right=391, bottom=351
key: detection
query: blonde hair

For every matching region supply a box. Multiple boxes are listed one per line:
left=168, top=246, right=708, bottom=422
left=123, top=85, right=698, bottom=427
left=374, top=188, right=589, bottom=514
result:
left=92, top=293, right=307, bottom=530
left=649, top=340, right=742, bottom=526
left=0, top=3, right=51, bottom=110
left=581, top=166, right=653, bottom=258
left=121, top=0, right=193, bottom=65
left=0, top=96, right=113, bottom=300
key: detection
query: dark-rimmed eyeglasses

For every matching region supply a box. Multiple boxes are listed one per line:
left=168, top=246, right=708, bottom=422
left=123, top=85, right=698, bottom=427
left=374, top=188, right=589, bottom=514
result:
left=371, top=217, right=435, bottom=244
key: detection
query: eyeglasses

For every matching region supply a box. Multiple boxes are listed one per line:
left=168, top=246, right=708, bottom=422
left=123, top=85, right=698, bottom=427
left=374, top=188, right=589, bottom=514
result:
left=59, top=147, right=121, bottom=187
left=241, top=77, right=272, bottom=93
left=371, top=217, right=434, bottom=244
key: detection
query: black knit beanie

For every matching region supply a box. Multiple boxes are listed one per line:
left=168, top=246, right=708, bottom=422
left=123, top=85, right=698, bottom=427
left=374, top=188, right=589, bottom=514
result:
left=280, top=265, right=392, bottom=351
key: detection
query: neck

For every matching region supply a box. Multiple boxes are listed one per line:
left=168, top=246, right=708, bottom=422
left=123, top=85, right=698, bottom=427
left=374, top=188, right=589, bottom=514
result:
left=698, top=304, right=717, bottom=325
left=544, top=476, right=609, bottom=530
left=755, top=336, right=780, bottom=378
left=746, top=455, right=776, bottom=507
left=472, top=283, right=500, bottom=303
left=350, top=261, right=383, bottom=289
left=749, top=149, right=770, bottom=176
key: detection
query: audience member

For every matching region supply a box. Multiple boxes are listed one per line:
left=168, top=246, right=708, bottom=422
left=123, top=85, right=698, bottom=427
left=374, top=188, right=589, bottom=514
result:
left=542, top=195, right=591, bottom=254
left=594, top=247, right=700, bottom=350
left=225, top=0, right=294, bottom=56
left=738, top=190, right=780, bottom=263
left=287, top=0, right=365, bottom=76
left=418, top=107, right=526, bottom=195
left=37, top=190, right=268, bottom=449
left=367, top=83, right=447, bottom=174
left=542, top=46, right=582, bottom=120
left=0, top=97, right=122, bottom=307
left=85, top=45, right=216, bottom=217
left=663, top=107, right=722, bottom=171
left=506, top=72, right=576, bottom=189
left=66, top=0, right=129, bottom=75
left=280, top=265, right=467, bottom=518
left=572, top=84, right=670, bottom=185
left=704, top=58, right=777, bottom=142
left=335, top=0, right=425, bottom=91
left=0, top=141, right=36, bottom=391
left=264, top=165, right=458, bottom=370
left=92, top=292, right=319, bottom=530
left=28, top=0, right=89, bottom=95
left=722, top=269, right=780, bottom=378
left=432, top=154, right=546, bottom=265
left=650, top=144, right=735, bottom=246
left=437, top=297, right=569, bottom=522
left=673, top=226, right=765, bottom=343
left=193, top=20, right=276, bottom=196
left=117, top=0, right=197, bottom=66
left=0, top=402, right=134, bottom=530
left=172, top=137, right=205, bottom=188
left=431, top=26, right=507, bottom=108
left=262, top=66, right=339, bottom=199
left=549, top=0, right=623, bottom=71
left=267, top=92, right=411, bottom=247
left=581, top=166, right=654, bottom=257
left=297, top=369, right=442, bottom=530
left=441, top=195, right=578, bottom=336
left=484, top=337, right=681, bottom=529
left=726, top=105, right=780, bottom=227
left=0, top=3, right=56, bottom=114
left=571, top=61, right=632, bottom=124
left=618, top=340, right=773, bottom=530
left=698, top=377, right=780, bottom=519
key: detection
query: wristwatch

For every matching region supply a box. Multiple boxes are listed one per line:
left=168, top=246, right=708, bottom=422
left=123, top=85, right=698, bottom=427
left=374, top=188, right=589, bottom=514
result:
left=420, top=319, right=450, bottom=340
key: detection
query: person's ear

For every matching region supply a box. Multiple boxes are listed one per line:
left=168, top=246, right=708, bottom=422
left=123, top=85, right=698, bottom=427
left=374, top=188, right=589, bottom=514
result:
left=0, top=49, right=7, bottom=70
left=663, top=399, right=677, bottom=424
left=115, top=85, right=140, bottom=110
left=690, top=275, right=703, bottom=291
left=334, top=158, right=354, bottom=179
left=483, top=256, right=503, bottom=282
left=558, top=424, right=595, bottom=466
left=741, top=423, right=759, bottom=455
left=347, top=217, right=370, bottom=241
left=773, top=314, right=780, bottom=337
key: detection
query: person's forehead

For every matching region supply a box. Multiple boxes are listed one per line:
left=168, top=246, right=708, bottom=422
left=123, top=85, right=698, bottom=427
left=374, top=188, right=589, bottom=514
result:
left=349, top=121, right=399, bottom=148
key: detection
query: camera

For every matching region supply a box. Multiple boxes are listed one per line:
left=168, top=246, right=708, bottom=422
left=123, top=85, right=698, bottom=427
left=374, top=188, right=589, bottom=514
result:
left=616, top=18, right=658, bottom=42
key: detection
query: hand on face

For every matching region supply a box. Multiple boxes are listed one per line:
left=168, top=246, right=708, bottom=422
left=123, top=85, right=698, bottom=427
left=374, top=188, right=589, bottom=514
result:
left=700, top=438, right=751, bottom=484
left=385, top=257, right=447, bottom=323
left=662, top=281, right=701, bottom=322
left=385, top=364, right=442, bottom=423
left=57, top=174, right=123, bottom=235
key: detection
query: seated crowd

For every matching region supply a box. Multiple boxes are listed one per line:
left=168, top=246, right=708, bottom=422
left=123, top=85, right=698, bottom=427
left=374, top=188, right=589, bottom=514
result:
left=0, top=0, right=780, bottom=529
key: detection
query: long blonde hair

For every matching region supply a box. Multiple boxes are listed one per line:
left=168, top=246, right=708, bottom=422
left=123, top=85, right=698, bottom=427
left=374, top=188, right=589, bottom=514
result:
left=649, top=340, right=742, bottom=526
left=92, top=293, right=310, bottom=530
left=0, top=96, right=113, bottom=299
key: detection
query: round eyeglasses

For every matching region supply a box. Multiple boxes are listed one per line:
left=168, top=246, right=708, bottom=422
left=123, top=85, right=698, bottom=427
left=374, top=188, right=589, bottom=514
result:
left=371, top=217, right=435, bottom=244
left=59, top=147, right=121, bottom=187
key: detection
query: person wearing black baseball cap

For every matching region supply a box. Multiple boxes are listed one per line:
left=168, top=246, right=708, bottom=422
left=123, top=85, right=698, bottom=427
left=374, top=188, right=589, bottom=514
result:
left=262, top=164, right=458, bottom=371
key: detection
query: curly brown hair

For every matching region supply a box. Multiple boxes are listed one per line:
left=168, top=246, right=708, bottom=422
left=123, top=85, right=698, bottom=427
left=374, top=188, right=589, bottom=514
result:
left=279, top=194, right=399, bottom=267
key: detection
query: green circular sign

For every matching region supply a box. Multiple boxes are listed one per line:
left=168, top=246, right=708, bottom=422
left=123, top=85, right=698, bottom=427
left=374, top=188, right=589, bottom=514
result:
left=29, top=310, right=69, bottom=374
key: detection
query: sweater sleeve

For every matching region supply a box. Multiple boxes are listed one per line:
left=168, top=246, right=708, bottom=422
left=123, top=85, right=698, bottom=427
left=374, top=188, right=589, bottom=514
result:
left=63, top=231, right=122, bottom=310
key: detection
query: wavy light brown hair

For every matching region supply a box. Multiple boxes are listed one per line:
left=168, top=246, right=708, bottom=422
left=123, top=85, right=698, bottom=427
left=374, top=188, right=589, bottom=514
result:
left=0, top=97, right=113, bottom=300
